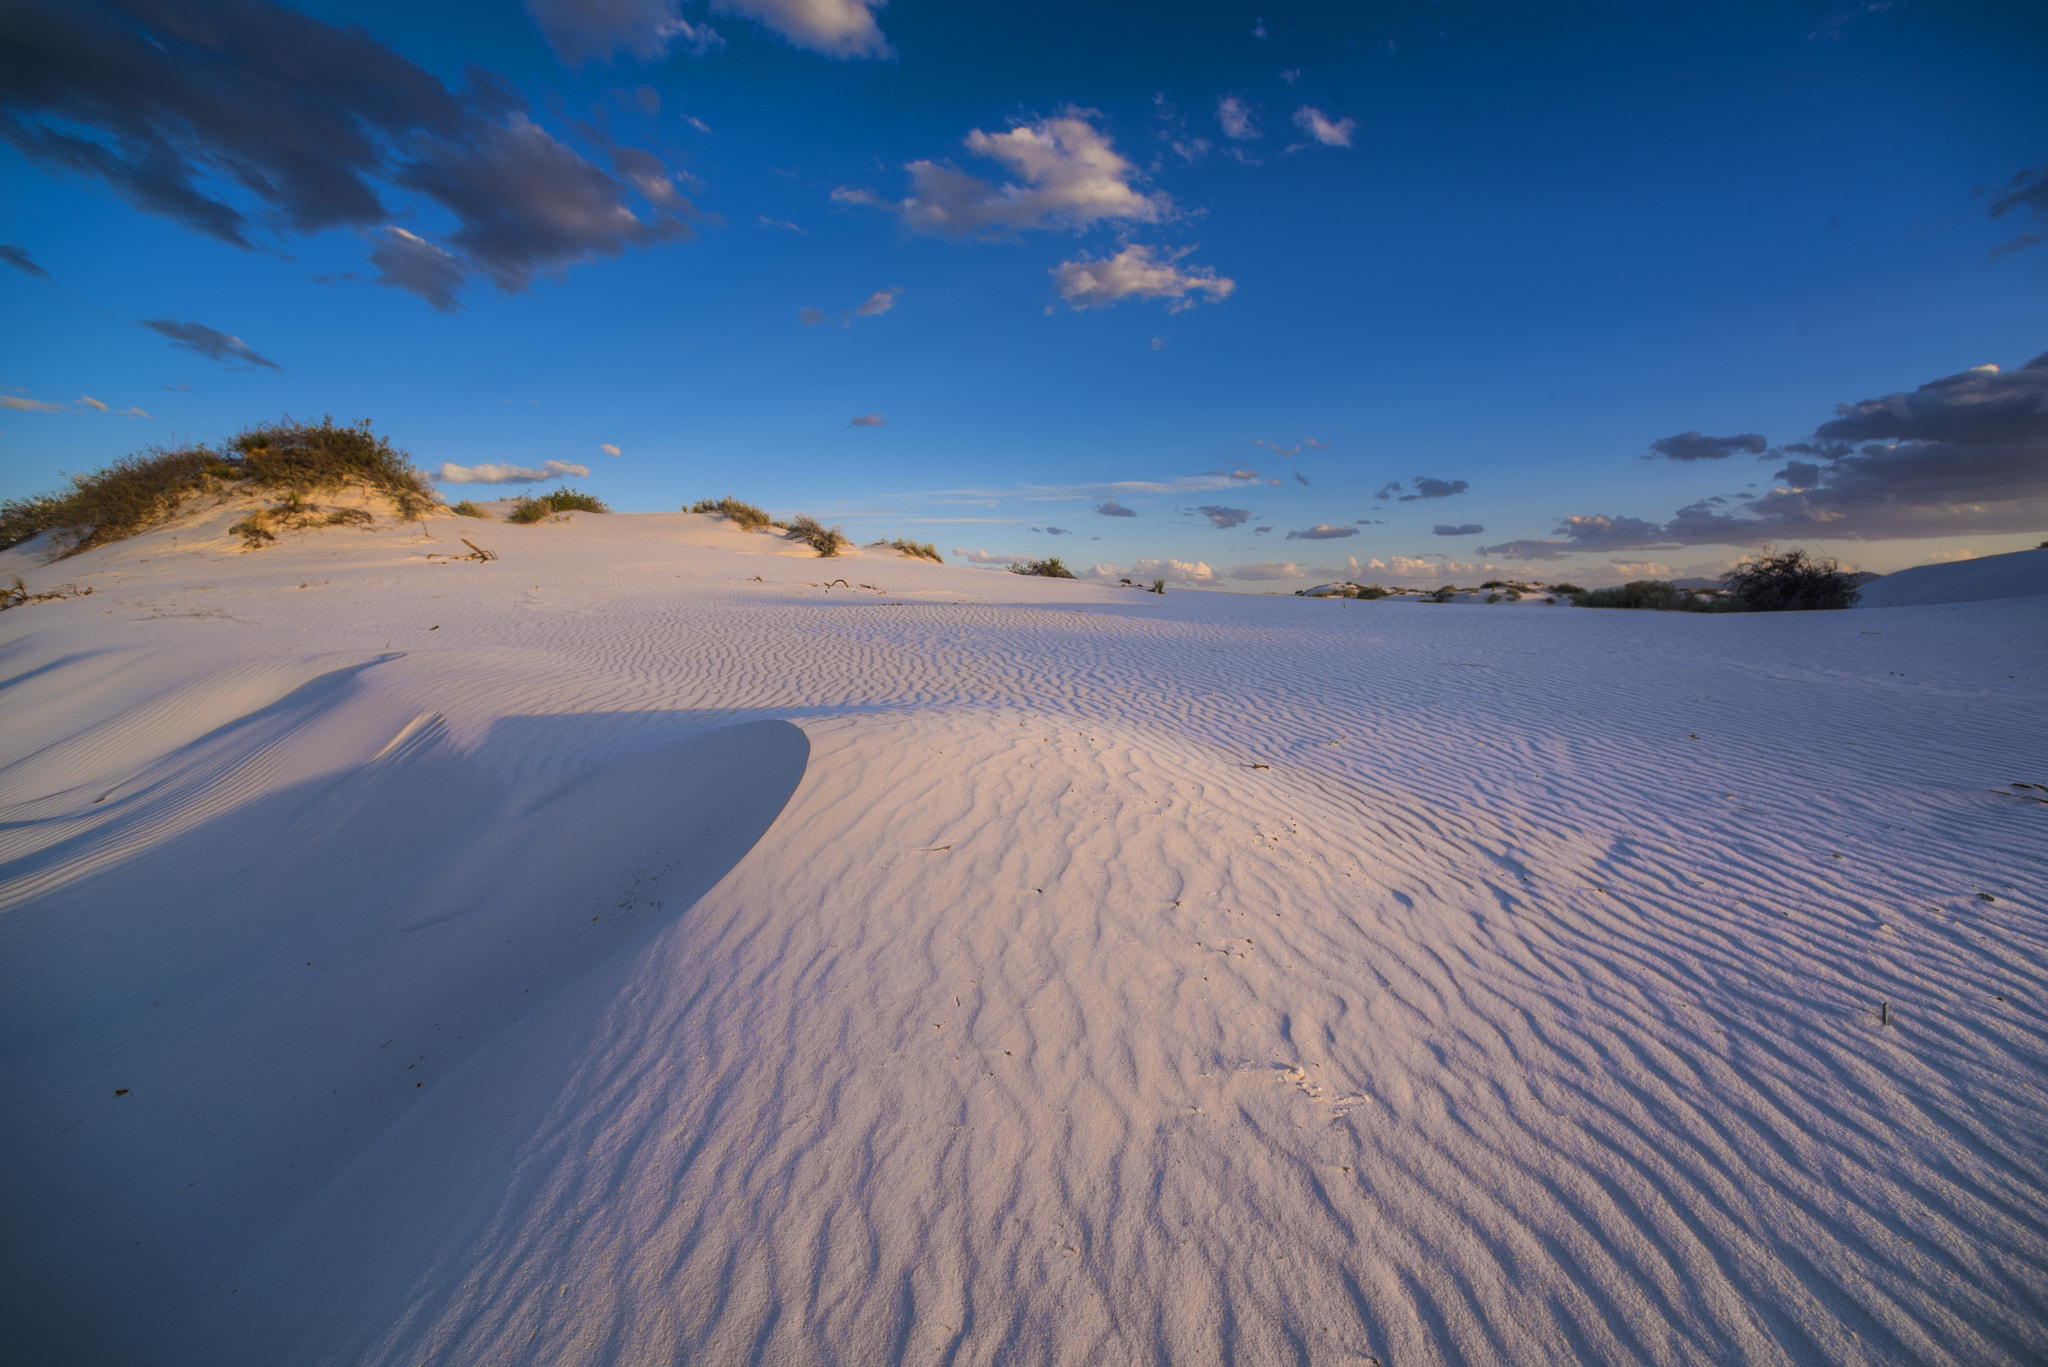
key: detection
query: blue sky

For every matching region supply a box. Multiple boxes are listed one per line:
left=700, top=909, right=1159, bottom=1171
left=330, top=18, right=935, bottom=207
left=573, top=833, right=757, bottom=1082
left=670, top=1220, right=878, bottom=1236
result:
left=2, top=0, right=2044, bottom=586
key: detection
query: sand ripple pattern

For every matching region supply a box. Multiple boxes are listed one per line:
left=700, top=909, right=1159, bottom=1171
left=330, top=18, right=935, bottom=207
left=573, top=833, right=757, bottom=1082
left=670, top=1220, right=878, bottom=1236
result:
left=1, top=546, right=2043, bottom=1366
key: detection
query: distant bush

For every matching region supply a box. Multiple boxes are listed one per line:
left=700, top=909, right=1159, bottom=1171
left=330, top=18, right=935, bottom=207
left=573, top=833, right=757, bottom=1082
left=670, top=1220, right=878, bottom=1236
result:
left=1480, top=579, right=1507, bottom=589
left=1151, top=577, right=1166, bottom=594
left=691, top=496, right=772, bottom=530
left=1720, top=547, right=1860, bottom=610
left=508, top=487, right=609, bottom=524
left=1009, top=556, right=1076, bottom=579
left=1572, top=579, right=1730, bottom=612
left=450, top=500, right=489, bottom=518
left=875, top=536, right=942, bottom=562
left=1549, top=582, right=1586, bottom=596
left=1423, top=584, right=1457, bottom=603
left=0, top=416, right=433, bottom=557
left=786, top=513, right=850, bottom=557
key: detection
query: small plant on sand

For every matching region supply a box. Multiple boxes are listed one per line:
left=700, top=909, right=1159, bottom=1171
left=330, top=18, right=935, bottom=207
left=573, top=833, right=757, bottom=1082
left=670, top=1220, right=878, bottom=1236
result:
left=229, top=492, right=375, bottom=548
left=508, top=488, right=609, bottom=524
left=691, top=496, right=772, bottom=530
left=1009, top=556, right=1076, bottom=579
left=1719, top=546, right=1860, bottom=610
left=0, top=416, right=434, bottom=557
left=874, top=536, right=942, bottom=562
left=786, top=513, right=850, bottom=557
left=450, top=500, right=489, bottom=518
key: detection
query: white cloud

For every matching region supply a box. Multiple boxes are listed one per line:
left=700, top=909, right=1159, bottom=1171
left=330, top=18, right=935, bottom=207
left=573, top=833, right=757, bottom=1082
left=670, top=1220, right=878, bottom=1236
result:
left=601, top=443, right=621, bottom=456
left=1218, top=96, right=1259, bottom=140
left=850, top=413, right=886, bottom=427
left=118, top=407, right=150, bottom=418
left=1051, top=245, right=1234, bottom=312
left=1292, top=106, right=1356, bottom=148
left=953, top=547, right=1031, bottom=565
left=1229, top=561, right=1304, bottom=581
left=854, top=288, right=898, bottom=316
left=849, top=113, right=1167, bottom=237
left=437, top=458, right=591, bottom=484
left=711, top=0, right=890, bottom=58
left=78, top=394, right=109, bottom=412
left=1079, top=557, right=1216, bottom=586
left=1607, top=560, right=1672, bottom=576
left=0, top=395, right=64, bottom=412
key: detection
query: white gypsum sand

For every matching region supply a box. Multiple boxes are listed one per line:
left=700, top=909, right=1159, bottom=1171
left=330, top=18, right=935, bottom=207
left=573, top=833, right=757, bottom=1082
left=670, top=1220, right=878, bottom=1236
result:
left=1, top=506, right=2044, bottom=1366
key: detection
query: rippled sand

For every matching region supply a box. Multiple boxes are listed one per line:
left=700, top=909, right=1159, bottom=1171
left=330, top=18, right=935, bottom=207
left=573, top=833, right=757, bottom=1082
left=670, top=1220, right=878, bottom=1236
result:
left=3, top=508, right=2043, bottom=1365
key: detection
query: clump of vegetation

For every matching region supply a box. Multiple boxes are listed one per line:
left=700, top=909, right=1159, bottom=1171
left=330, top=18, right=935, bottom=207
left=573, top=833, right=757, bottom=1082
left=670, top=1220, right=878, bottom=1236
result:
left=1151, top=577, right=1166, bottom=594
left=0, top=416, right=434, bottom=557
left=1549, top=582, right=1586, bottom=597
left=690, top=496, right=772, bottom=530
left=874, top=536, right=942, bottom=562
left=1423, top=584, right=1458, bottom=603
left=1719, top=547, right=1860, bottom=610
left=229, top=492, right=374, bottom=548
left=508, top=487, right=610, bottom=524
left=785, top=513, right=850, bottom=557
left=1571, top=580, right=1730, bottom=612
left=450, top=500, right=489, bottom=518
left=1009, top=556, right=1076, bottom=579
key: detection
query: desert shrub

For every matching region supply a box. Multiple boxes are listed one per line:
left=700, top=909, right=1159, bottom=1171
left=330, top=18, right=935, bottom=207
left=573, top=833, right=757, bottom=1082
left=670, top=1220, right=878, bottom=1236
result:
left=1423, top=585, right=1457, bottom=603
left=786, top=513, right=850, bottom=557
left=692, top=496, right=771, bottom=530
left=450, top=500, right=488, bottom=518
left=1720, top=547, right=1860, bottom=610
left=1009, top=556, right=1076, bottom=579
left=0, top=417, right=436, bottom=557
left=1150, top=577, right=1166, bottom=594
left=875, top=536, right=942, bottom=562
left=1572, top=579, right=1730, bottom=611
left=1480, top=579, right=1507, bottom=589
left=540, top=488, right=607, bottom=514
left=507, top=488, right=609, bottom=524
left=1549, top=582, right=1586, bottom=596
left=230, top=416, right=434, bottom=516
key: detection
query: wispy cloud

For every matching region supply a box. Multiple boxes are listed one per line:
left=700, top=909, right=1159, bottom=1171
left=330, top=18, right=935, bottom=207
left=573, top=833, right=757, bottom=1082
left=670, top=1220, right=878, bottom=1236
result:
left=1285, top=523, right=1355, bottom=540
left=139, top=319, right=280, bottom=370
left=1433, top=523, right=1485, bottom=536
left=601, top=443, right=621, bottom=456
left=1648, top=430, right=1767, bottom=462
left=437, top=458, right=591, bottom=484
left=1217, top=96, right=1259, bottom=140
left=1096, top=499, right=1137, bottom=517
left=1292, top=106, right=1356, bottom=147
left=850, top=413, right=887, bottom=427
left=0, top=243, right=52, bottom=281
left=1051, top=245, right=1234, bottom=312
left=802, top=286, right=901, bottom=326
left=0, top=394, right=66, bottom=412
left=1190, top=505, right=1252, bottom=529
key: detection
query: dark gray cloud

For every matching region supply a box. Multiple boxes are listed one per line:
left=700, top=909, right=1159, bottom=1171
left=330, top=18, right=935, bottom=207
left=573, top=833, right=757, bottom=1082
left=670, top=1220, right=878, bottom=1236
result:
left=1478, top=514, right=1665, bottom=561
left=0, top=0, right=691, bottom=308
left=139, top=318, right=279, bottom=369
left=1190, top=505, right=1251, bottom=529
left=1433, top=523, right=1484, bottom=536
left=1483, top=350, right=2048, bottom=557
left=367, top=227, right=465, bottom=312
left=1252, top=525, right=1272, bottom=535
left=1285, top=523, right=1356, bottom=540
left=1095, top=499, right=1136, bottom=517
left=1293, top=470, right=1309, bottom=486
left=0, top=243, right=51, bottom=280
left=1648, top=430, right=1767, bottom=461
left=1401, top=477, right=1468, bottom=501
left=1374, top=479, right=1401, bottom=500
left=1987, top=163, right=2048, bottom=258
left=1031, top=525, right=1072, bottom=535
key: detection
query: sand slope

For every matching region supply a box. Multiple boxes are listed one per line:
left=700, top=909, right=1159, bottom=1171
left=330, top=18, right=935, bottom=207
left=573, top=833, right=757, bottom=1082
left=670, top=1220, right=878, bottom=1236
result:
left=1856, top=546, right=2048, bottom=608
left=2, top=510, right=2044, bottom=1365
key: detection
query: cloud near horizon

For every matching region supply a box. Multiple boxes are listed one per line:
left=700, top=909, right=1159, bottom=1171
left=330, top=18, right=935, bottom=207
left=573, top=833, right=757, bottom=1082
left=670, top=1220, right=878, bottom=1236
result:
left=836, top=113, right=1166, bottom=237
left=140, top=319, right=280, bottom=369
left=1482, top=349, right=2048, bottom=557
left=1229, top=561, right=1304, bottom=581
left=1051, top=245, right=1234, bottom=312
left=1, top=0, right=695, bottom=311
left=437, top=458, right=592, bottom=484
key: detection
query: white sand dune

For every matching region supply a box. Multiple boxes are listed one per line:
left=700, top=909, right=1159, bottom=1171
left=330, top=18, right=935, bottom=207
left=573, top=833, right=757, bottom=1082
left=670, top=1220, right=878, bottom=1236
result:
left=1855, top=546, right=2048, bottom=609
left=3, top=509, right=2044, bottom=1366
